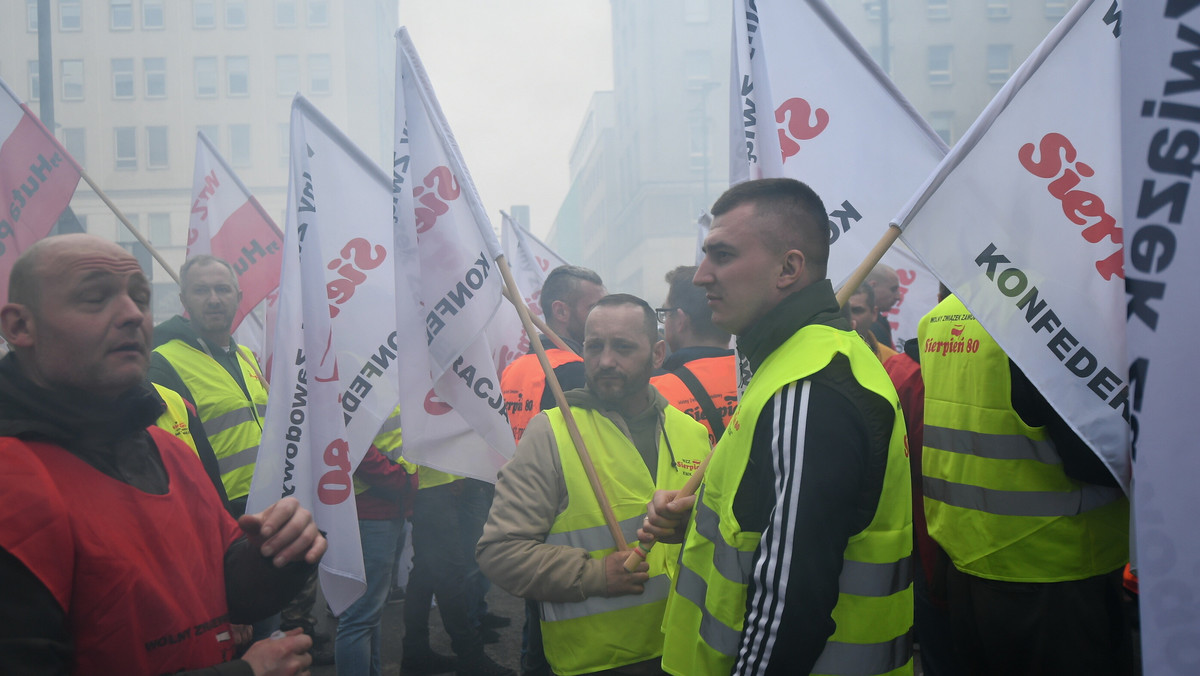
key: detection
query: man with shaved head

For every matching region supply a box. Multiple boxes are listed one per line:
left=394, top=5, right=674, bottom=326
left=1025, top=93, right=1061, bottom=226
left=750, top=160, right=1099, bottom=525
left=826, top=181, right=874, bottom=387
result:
left=0, top=234, right=324, bottom=675
left=643, top=179, right=914, bottom=675
left=866, top=263, right=901, bottom=349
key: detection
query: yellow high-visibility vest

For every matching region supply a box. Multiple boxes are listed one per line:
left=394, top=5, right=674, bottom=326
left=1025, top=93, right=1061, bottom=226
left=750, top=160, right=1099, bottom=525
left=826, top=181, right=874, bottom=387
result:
left=663, top=325, right=913, bottom=676
left=918, top=295, right=1127, bottom=582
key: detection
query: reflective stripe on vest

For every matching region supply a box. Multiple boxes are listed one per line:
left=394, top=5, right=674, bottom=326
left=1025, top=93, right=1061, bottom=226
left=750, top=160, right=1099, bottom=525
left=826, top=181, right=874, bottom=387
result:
left=541, top=405, right=709, bottom=676
left=918, top=295, right=1128, bottom=582
left=663, top=325, right=913, bottom=676
left=153, top=339, right=267, bottom=500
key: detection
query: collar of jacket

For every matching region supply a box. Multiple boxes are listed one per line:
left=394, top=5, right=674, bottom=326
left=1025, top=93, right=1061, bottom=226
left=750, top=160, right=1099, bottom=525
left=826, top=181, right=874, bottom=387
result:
left=735, top=279, right=851, bottom=372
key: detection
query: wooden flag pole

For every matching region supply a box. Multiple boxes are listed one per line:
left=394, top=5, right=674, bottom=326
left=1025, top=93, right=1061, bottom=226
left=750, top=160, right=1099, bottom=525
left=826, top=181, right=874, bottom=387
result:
left=495, top=255, right=628, bottom=552
left=500, top=283, right=573, bottom=354
left=78, top=166, right=180, bottom=285
left=834, top=224, right=903, bottom=308
left=623, top=449, right=713, bottom=571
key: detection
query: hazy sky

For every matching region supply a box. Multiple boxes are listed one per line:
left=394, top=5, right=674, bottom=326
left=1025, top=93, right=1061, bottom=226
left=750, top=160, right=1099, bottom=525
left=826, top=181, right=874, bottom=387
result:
left=397, top=1, right=614, bottom=238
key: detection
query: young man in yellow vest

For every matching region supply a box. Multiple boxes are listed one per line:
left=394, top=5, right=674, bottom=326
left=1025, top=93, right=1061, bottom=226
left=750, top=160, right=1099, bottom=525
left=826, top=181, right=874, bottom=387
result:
left=918, top=294, right=1131, bottom=674
left=643, top=178, right=914, bottom=675
left=479, top=294, right=710, bottom=676
left=650, top=264, right=738, bottom=445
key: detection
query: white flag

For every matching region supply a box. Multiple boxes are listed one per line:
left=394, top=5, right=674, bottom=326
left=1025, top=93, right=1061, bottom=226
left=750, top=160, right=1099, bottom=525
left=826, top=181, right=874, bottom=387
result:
left=188, top=132, right=284, bottom=363
left=248, top=96, right=401, bottom=615
left=501, top=210, right=568, bottom=323
left=392, top=28, right=518, bottom=480
left=898, top=0, right=1129, bottom=489
left=1121, top=2, right=1200, bottom=669
left=731, top=0, right=948, bottom=289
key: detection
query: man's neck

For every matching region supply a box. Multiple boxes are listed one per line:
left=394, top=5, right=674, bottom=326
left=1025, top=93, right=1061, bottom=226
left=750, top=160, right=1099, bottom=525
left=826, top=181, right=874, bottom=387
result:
left=617, top=388, right=653, bottom=419
left=199, top=332, right=232, bottom=351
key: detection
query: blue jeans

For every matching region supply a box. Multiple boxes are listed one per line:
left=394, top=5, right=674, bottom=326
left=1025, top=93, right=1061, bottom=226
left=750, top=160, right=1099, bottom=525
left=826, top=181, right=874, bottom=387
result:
left=335, top=518, right=403, bottom=676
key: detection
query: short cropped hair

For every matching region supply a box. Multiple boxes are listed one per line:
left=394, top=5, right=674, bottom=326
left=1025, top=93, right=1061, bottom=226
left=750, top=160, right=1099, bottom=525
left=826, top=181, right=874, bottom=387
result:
left=180, top=255, right=239, bottom=290
left=710, top=178, right=829, bottom=281
left=592, top=293, right=659, bottom=346
left=539, top=265, right=603, bottom=318
left=852, top=282, right=875, bottom=311
left=665, top=265, right=728, bottom=343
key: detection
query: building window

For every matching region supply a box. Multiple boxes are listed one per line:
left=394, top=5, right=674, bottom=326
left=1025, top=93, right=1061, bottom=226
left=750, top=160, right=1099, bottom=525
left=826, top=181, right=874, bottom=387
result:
left=62, top=59, right=84, bottom=100
left=276, top=55, right=300, bottom=96
left=26, top=0, right=38, bottom=31
left=683, top=0, right=709, bottom=23
left=144, top=58, right=166, bottom=98
left=28, top=61, right=40, bottom=102
left=198, top=124, right=220, bottom=148
left=230, top=124, right=251, bottom=167
left=195, top=57, right=218, bottom=97
left=308, top=54, right=331, bottom=94
left=986, top=0, right=1011, bottom=19
left=63, top=127, right=86, bottom=165
left=276, top=0, right=297, bottom=27
left=987, top=44, right=1013, bottom=85
left=928, top=45, right=952, bottom=85
left=227, top=56, right=249, bottom=96
left=115, top=127, right=137, bottom=169
left=147, top=126, right=169, bottom=168
left=1045, top=0, right=1069, bottom=18
left=307, top=0, right=328, bottom=26
left=112, top=58, right=135, bottom=99
left=225, top=0, right=247, bottom=27
left=143, top=0, right=165, bottom=29
left=60, top=0, right=82, bottom=30
left=194, top=0, right=216, bottom=28
left=149, top=213, right=172, bottom=245
left=928, top=0, right=951, bottom=19
left=111, top=0, right=134, bottom=29
left=929, top=111, right=953, bottom=145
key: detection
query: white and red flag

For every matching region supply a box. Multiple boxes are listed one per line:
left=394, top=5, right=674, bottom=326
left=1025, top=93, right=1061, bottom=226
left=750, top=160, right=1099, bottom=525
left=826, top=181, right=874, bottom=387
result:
left=897, top=0, right=1129, bottom=489
left=1121, top=2, right=1200, bottom=669
left=247, top=96, right=401, bottom=614
left=0, top=76, right=81, bottom=302
left=731, top=0, right=947, bottom=297
left=188, top=131, right=284, bottom=360
left=500, top=210, right=568, bottom=323
left=391, top=28, right=520, bottom=481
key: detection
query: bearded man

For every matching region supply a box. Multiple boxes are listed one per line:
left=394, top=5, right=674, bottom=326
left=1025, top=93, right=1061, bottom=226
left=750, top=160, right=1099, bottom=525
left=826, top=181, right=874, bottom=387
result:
left=477, top=294, right=710, bottom=676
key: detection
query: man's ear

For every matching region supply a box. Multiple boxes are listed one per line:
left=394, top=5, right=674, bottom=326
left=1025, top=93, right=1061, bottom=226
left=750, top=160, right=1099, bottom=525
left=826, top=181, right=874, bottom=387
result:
left=550, top=299, right=569, bottom=325
left=652, top=339, right=666, bottom=369
left=0, top=303, right=35, bottom=347
left=778, top=249, right=807, bottom=289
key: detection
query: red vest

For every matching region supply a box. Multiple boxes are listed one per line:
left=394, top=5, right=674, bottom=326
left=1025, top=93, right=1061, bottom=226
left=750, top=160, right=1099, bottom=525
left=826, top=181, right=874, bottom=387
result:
left=0, top=427, right=241, bottom=675
left=650, top=355, right=738, bottom=445
left=500, top=348, right=582, bottom=444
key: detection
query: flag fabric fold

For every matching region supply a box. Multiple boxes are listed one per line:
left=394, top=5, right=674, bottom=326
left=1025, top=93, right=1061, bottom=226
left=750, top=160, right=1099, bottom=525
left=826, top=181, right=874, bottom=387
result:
left=0, top=76, right=81, bottom=303
left=391, top=28, right=519, bottom=480
left=1121, top=3, right=1200, bottom=670
left=731, top=0, right=948, bottom=293
left=897, top=0, right=1129, bottom=490
left=247, top=95, right=401, bottom=615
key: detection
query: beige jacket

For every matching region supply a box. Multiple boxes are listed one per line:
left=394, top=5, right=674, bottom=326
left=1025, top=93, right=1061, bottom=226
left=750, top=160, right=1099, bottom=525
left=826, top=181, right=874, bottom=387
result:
left=475, top=386, right=669, bottom=603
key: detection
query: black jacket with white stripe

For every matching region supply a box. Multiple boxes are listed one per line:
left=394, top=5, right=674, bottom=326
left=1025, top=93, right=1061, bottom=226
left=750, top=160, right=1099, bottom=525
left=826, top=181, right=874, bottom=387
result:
left=731, top=282, right=895, bottom=675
